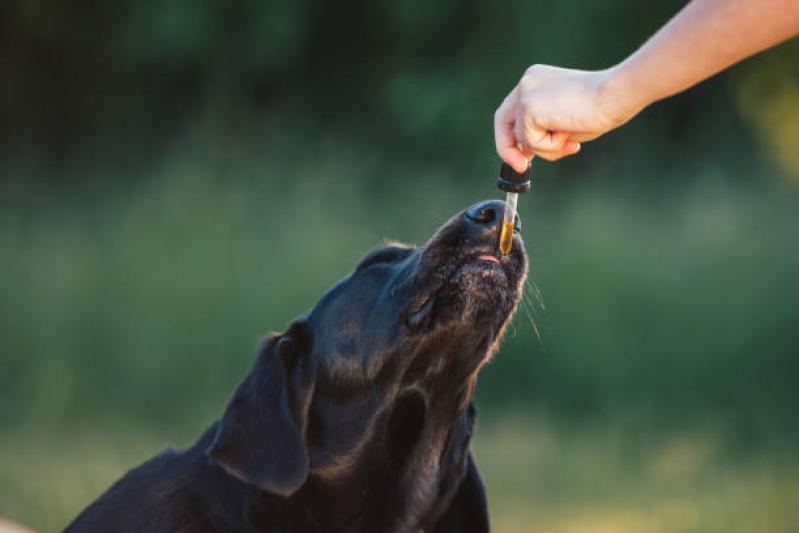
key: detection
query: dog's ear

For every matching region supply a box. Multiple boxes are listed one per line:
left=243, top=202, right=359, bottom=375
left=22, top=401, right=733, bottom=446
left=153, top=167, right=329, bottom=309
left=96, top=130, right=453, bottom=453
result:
left=207, top=324, right=315, bottom=496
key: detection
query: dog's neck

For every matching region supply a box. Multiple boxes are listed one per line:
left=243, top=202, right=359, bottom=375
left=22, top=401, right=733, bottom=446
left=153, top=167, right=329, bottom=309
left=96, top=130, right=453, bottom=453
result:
left=302, top=396, right=476, bottom=533
left=295, top=332, right=484, bottom=531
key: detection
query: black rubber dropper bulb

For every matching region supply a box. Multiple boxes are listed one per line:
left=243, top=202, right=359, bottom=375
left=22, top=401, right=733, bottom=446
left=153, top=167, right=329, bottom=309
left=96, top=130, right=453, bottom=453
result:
left=496, top=162, right=531, bottom=254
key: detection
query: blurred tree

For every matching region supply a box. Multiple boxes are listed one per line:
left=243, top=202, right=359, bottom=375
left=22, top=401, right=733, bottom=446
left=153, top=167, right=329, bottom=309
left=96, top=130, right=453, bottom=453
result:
left=2, top=0, right=791, bottom=188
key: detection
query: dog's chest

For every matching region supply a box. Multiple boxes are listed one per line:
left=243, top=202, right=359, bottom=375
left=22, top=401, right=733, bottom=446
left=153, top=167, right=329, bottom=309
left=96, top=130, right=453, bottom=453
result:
left=295, top=421, right=470, bottom=532
left=313, top=450, right=464, bottom=533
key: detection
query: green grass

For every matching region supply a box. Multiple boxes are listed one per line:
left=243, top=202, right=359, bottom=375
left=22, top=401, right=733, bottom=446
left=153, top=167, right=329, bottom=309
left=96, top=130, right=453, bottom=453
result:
left=0, top=427, right=162, bottom=532
left=2, top=418, right=799, bottom=532
left=476, top=418, right=799, bottom=533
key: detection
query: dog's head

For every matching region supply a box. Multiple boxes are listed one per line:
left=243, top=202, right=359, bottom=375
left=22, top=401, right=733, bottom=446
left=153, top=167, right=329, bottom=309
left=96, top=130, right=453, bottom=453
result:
left=208, top=200, right=527, bottom=496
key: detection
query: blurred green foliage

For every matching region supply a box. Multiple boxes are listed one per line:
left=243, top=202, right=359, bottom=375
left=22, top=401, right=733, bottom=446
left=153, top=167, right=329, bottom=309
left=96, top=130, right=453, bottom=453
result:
left=1, top=0, right=798, bottom=530
left=0, top=0, right=773, bottom=178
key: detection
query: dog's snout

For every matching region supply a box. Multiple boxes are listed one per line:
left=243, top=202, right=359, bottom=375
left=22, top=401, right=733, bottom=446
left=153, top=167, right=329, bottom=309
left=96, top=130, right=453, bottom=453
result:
left=465, top=201, right=501, bottom=226
left=464, top=200, right=506, bottom=231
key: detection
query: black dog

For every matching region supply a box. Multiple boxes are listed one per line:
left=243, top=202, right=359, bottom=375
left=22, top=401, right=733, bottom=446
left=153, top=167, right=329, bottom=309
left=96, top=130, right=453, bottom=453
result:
left=65, top=200, right=527, bottom=533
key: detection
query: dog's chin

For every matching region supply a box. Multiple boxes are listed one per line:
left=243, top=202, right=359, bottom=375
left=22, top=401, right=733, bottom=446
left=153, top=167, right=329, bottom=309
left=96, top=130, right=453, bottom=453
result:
left=406, top=256, right=517, bottom=332
left=438, top=260, right=515, bottom=324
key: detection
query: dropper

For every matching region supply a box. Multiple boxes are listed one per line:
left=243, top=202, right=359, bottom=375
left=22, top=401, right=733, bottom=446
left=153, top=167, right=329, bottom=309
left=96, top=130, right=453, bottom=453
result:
left=496, top=161, right=531, bottom=255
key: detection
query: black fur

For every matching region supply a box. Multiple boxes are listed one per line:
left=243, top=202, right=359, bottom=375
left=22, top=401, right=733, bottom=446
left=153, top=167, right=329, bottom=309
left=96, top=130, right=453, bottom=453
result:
left=65, top=200, right=527, bottom=533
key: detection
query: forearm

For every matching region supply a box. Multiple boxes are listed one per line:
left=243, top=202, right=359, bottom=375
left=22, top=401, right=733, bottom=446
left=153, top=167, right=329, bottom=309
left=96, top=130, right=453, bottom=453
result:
left=495, top=0, right=799, bottom=165
left=609, top=0, right=799, bottom=108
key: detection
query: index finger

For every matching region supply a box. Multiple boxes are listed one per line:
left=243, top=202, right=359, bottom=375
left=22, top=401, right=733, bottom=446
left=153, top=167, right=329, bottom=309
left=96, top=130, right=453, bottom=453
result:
left=494, top=89, right=532, bottom=173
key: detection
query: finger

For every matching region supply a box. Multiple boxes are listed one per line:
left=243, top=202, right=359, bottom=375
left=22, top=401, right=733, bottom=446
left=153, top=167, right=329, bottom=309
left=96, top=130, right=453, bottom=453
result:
left=539, top=130, right=571, bottom=152
left=497, top=121, right=530, bottom=172
left=533, top=142, right=581, bottom=161
left=567, top=132, right=601, bottom=143
left=494, top=89, right=531, bottom=173
left=531, top=137, right=581, bottom=161
left=514, top=114, right=539, bottom=156
left=515, top=111, right=561, bottom=156
left=505, top=149, right=531, bottom=173
left=516, top=142, right=535, bottom=161
left=517, top=128, right=566, bottom=160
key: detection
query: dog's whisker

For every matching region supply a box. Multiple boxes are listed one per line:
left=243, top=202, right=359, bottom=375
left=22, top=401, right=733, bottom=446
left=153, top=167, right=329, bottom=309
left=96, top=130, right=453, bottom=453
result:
left=524, top=277, right=546, bottom=310
left=519, top=279, right=547, bottom=349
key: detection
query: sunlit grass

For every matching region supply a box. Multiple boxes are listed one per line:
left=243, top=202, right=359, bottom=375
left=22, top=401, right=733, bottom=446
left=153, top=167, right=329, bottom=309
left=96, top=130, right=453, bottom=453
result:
left=475, top=418, right=799, bottom=533
left=0, top=427, right=164, bottom=532
left=2, top=419, right=799, bottom=532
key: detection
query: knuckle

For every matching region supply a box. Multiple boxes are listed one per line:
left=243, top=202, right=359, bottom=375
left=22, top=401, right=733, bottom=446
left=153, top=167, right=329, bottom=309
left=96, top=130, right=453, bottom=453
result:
left=524, top=64, right=545, bottom=77
left=518, top=76, right=536, bottom=90
left=533, top=111, right=548, bottom=125
left=523, top=110, right=547, bottom=131
left=519, top=100, right=537, bottom=119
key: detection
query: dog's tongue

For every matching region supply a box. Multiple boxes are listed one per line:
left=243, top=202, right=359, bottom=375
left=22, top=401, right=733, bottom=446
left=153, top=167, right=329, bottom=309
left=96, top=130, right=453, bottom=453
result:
left=478, top=254, right=500, bottom=264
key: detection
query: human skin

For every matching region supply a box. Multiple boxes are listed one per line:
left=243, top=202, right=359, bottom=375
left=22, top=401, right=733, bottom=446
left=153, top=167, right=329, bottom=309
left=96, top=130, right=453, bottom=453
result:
left=495, top=0, right=799, bottom=170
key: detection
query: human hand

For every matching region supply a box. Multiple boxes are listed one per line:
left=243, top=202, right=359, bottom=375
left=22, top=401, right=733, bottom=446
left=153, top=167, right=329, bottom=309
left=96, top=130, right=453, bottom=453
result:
left=494, top=64, right=646, bottom=171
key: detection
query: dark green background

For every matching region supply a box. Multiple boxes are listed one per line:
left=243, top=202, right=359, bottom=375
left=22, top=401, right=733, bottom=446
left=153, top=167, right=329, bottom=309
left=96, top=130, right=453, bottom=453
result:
left=2, top=1, right=798, bottom=531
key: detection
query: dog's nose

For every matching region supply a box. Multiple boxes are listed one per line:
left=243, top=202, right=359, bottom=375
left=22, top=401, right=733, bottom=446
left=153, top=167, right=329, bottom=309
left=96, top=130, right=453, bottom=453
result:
left=464, top=200, right=518, bottom=232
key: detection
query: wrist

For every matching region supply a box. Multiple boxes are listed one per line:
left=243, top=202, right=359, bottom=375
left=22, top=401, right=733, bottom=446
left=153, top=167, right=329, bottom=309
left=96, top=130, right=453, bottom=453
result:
left=599, top=62, right=653, bottom=123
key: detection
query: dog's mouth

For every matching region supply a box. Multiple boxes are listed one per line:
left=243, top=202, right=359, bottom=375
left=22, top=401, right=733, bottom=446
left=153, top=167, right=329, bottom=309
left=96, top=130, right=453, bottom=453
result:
left=463, top=251, right=508, bottom=274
